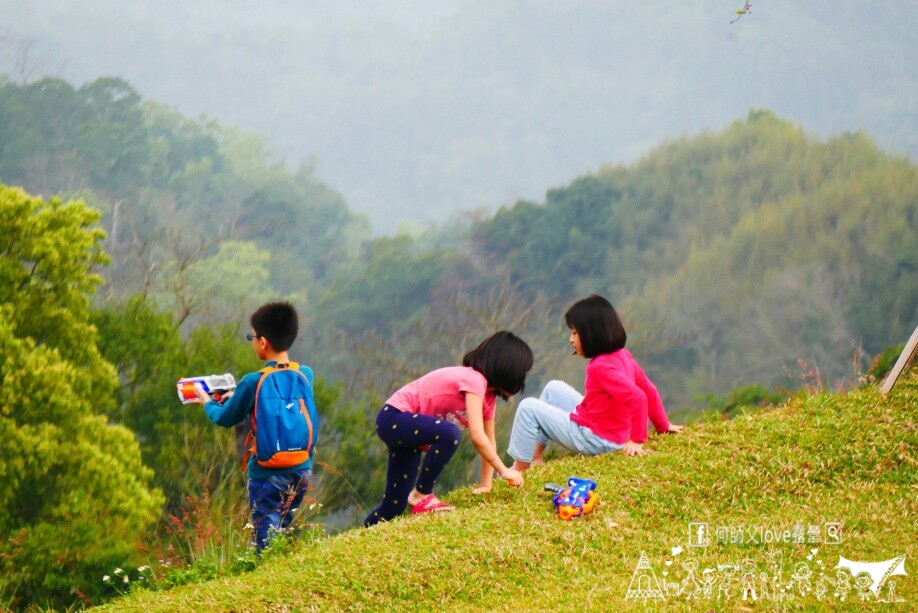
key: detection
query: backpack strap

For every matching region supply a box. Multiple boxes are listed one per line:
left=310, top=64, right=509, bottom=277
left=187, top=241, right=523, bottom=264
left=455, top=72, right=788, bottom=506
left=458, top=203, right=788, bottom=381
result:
left=241, top=365, right=276, bottom=472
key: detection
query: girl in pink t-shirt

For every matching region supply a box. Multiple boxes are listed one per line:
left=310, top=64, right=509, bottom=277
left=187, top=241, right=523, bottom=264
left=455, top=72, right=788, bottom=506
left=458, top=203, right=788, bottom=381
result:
left=507, top=295, right=683, bottom=471
left=363, top=331, right=533, bottom=526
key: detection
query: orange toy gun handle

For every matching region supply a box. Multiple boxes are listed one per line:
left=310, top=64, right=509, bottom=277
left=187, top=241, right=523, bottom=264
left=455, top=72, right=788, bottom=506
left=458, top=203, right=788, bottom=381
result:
left=177, top=381, right=200, bottom=403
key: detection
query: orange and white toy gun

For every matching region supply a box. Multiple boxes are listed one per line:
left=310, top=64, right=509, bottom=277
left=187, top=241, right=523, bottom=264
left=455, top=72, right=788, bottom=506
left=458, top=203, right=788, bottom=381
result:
left=176, top=373, right=236, bottom=404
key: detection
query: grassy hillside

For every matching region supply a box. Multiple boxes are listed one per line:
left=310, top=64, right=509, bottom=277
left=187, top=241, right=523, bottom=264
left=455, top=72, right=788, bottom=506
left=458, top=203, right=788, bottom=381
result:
left=100, top=371, right=917, bottom=612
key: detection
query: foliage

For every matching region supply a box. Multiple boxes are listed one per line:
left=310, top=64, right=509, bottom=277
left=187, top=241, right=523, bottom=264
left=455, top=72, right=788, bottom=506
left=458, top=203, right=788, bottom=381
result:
left=0, top=186, right=163, bottom=610
left=697, top=384, right=788, bottom=417
left=0, top=77, right=147, bottom=200
left=0, top=76, right=369, bottom=329
left=472, top=175, right=623, bottom=298
left=869, top=342, right=907, bottom=382
left=153, top=239, right=274, bottom=326
left=313, top=234, right=449, bottom=333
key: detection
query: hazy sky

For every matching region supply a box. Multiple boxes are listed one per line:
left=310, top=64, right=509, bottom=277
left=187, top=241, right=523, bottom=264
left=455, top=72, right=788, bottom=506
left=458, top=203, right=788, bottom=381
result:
left=2, top=1, right=915, bottom=232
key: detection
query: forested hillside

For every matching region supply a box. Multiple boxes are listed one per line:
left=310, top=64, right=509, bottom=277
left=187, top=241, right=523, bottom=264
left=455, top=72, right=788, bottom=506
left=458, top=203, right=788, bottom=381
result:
left=1, top=75, right=915, bottom=610
left=0, top=76, right=369, bottom=314
left=471, top=110, right=918, bottom=402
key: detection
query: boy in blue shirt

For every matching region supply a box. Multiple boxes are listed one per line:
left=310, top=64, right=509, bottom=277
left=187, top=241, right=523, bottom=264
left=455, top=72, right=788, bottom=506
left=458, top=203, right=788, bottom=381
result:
left=191, top=301, right=317, bottom=552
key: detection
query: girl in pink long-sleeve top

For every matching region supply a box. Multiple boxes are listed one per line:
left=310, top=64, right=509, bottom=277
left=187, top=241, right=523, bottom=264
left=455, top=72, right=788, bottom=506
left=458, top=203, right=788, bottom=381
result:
left=507, top=295, right=683, bottom=470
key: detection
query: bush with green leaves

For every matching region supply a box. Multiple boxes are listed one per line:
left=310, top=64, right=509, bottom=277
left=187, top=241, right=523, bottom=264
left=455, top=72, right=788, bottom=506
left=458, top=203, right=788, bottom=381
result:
left=0, top=185, right=163, bottom=610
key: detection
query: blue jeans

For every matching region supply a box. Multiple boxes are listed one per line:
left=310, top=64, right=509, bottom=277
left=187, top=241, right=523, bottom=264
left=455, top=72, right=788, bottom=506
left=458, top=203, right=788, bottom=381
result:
left=507, top=380, right=623, bottom=462
left=248, top=469, right=310, bottom=552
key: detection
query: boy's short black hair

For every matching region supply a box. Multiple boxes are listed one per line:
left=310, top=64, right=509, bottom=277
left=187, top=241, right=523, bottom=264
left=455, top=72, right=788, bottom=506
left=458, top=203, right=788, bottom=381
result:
left=462, top=331, right=533, bottom=398
left=250, top=301, right=299, bottom=351
left=564, top=295, right=627, bottom=358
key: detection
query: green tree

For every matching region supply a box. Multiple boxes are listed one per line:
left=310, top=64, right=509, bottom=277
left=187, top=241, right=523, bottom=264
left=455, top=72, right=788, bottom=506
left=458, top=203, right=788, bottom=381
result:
left=472, top=175, right=622, bottom=298
left=92, top=295, right=256, bottom=507
left=0, top=185, right=163, bottom=610
left=314, top=234, right=447, bottom=332
left=75, top=77, right=149, bottom=196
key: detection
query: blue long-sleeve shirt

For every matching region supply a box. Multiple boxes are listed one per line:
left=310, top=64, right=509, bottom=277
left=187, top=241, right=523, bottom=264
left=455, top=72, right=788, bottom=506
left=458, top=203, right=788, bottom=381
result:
left=204, top=360, right=315, bottom=478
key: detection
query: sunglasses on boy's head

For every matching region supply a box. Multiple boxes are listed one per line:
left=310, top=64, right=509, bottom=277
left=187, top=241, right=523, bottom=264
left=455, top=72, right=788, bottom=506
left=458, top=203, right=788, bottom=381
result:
left=245, top=332, right=262, bottom=341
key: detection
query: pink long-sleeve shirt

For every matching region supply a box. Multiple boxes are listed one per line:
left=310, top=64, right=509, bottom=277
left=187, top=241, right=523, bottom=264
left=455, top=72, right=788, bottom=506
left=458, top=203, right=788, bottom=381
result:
left=570, top=349, right=670, bottom=444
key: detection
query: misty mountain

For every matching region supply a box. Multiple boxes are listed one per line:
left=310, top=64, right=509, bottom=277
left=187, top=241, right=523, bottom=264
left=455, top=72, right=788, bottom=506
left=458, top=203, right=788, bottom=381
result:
left=2, top=1, right=915, bottom=232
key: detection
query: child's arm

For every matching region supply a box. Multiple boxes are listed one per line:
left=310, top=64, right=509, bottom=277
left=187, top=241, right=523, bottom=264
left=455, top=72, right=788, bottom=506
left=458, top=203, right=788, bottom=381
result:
left=635, top=365, right=683, bottom=434
left=465, top=393, right=523, bottom=488
left=592, top=365, right=649, bottom=454
left=193, top=377, right=253, bottom=428
left=473, top=418, right=498, bottom=494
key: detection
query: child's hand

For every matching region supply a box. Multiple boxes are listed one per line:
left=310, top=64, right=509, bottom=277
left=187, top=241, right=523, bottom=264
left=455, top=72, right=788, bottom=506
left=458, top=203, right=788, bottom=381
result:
left=502, top=469, right=524, bottom=488
left=472, top=485, right=492, bottom=495
left=192, top=383, right=211, bottom=405
left=622, top=441, right=645, bottom=457
left=667, top=424, right=684, bottom=434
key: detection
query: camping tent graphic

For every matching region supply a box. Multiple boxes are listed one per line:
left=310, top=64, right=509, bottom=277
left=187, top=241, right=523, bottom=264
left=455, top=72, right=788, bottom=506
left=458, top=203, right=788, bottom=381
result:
left=625, top=550, right=666, bottom=601
left=836, top=555, right=907, bottom=598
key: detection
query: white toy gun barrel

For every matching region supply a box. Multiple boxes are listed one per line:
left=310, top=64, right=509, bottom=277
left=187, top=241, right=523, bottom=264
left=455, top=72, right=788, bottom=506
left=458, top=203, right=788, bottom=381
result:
left=176, top=373, right=237, bottom=404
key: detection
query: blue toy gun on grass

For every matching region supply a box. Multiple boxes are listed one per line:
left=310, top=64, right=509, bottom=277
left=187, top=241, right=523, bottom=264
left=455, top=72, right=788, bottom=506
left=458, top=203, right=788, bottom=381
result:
left=543, top=477, right=598, bottom=520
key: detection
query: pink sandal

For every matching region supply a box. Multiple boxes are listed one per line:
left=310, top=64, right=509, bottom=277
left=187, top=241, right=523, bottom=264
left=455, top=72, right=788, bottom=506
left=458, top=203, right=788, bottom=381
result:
left=411, top=493, right=455, bottom=514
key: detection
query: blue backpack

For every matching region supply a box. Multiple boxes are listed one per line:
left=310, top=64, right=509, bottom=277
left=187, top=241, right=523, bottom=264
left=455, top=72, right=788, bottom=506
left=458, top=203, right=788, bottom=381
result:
left=245, top=362, right=319, bottom=469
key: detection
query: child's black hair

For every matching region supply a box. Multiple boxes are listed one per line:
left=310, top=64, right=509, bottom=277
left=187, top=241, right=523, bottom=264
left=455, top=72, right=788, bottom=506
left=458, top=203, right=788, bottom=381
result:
left=250, top=301, right=299, bottom=351
left=564, top=295, right=627, bottom=358
left=462, top=331, right=533, bottom=398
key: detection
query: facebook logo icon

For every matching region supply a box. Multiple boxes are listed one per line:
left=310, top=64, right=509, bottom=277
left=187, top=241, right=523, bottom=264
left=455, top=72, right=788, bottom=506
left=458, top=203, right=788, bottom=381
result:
left=689, top=522, right=710, bottom=547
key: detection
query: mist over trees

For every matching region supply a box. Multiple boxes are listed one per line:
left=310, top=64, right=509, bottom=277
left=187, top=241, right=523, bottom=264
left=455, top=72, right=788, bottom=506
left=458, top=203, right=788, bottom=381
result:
left=2, top=1, right=915, bottom=231
left=0, top=72, right=915, bottom=609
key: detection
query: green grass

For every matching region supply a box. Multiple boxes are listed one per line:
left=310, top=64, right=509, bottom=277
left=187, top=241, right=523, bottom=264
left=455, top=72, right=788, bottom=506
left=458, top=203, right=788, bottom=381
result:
left=99, top=372, right=918, bottom=612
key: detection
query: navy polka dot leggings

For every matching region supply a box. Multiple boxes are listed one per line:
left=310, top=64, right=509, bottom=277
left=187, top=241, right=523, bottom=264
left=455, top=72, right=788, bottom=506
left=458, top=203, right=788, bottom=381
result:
left=363, top=404, right=462, bottom=527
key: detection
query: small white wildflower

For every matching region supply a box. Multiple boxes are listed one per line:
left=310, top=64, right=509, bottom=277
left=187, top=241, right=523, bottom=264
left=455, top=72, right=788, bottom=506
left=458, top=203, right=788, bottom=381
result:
left=103, top=575, right=111, bottom=582
left=123, top=576, right=130, bottom=584
left=114, top=568, right=123, bottom=575
left=137, top=565, right=149, bottom=573
left=244, top=522, right=254, bottom=530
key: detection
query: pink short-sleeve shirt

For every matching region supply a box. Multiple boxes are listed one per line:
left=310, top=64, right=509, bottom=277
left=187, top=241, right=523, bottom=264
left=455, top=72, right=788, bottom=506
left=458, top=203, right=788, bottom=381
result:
left=385, top=366, right=496, bottom=428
